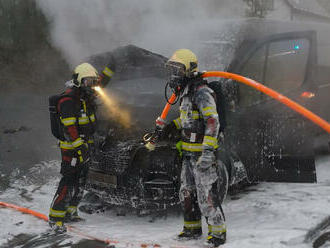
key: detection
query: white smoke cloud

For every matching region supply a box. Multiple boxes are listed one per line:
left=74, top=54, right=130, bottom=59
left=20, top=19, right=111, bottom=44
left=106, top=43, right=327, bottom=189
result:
left=36, top=0, right=245, bottom=66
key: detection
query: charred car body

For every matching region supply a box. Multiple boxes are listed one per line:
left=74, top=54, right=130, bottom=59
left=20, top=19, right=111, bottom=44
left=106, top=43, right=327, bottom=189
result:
left=85, top=19, right=330, bottom=212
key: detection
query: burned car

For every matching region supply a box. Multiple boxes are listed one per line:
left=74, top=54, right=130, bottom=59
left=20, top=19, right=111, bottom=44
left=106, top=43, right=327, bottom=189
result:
left=84, top=45, right=241, bottom=213
left=85, top=19, right=330, bottom=213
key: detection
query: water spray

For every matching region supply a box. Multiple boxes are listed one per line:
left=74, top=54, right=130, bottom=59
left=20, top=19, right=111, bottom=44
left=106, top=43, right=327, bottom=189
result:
left=93, top=86, right=131, bottom=129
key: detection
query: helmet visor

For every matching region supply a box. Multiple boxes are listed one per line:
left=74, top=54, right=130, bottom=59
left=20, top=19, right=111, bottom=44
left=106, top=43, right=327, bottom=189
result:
left=165, top=61, right=186, bottom=80
left=81, top=77, right=99, bottom=87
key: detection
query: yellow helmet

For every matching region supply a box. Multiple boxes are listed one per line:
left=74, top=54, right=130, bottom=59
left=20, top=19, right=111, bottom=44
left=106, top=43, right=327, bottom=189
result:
left=167, top=49, right=198, bottom=77
left=73, top=63, right=99, bottom=87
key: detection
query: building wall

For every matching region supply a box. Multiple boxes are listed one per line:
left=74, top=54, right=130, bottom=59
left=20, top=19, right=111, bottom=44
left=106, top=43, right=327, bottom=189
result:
left=266, top=0, right=291, bottom=21
left=265, top=0, right=330, bottom=24
left=292, top=10, right=330, bottom=24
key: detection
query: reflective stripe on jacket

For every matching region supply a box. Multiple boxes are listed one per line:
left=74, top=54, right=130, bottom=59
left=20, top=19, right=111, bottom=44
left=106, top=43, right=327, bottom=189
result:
left=173, top=80, right=220, bottom=153
left=57, top=88, right=97, bottom=148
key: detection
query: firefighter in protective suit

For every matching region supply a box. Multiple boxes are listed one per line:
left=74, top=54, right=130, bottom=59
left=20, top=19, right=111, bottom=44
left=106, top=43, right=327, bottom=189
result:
left=148, top=49, right=226, bottom=247
left=49, top=63, right=104, bottom=233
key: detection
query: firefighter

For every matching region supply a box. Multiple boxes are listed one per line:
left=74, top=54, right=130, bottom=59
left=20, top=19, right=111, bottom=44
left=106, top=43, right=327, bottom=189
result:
left=49, top=63, right=106, bottom=233
left=149, top=49, right=226, bottom=247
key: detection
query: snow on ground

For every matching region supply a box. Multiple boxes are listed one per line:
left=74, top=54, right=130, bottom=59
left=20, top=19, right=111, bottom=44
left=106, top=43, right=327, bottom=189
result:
left=1, top=156, right=330, bottom=247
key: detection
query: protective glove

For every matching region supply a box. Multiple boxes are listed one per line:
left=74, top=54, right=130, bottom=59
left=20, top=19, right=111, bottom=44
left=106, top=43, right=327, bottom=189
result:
left=99, top=65, right=115, bottom=88
left=145, top=140, right=156, bottom=151
left=76, top=143, right=90, bottom=164
left=145, top=117, right=167, bottom=151
left=157, top=117, right=180, bottom=141
left=155, top=117, right=166, bottom=130
left=196, top=149, right=215, bottom=170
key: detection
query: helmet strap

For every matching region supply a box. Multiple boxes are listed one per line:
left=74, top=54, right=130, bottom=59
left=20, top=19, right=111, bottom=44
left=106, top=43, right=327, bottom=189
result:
left=189, top=62, right=197, bottom=73
left=72, top=73, right=80, bottom=87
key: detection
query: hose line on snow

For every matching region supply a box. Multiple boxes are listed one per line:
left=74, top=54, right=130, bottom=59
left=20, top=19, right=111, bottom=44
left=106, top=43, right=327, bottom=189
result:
left=0, top=201, right=194, bottom=248
left=0, top=201, right=118, bottom=245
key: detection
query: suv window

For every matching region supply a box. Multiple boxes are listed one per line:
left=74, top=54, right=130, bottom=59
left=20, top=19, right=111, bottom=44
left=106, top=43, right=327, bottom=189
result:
left=265, top=39, right=309, bottom=93
left=239, top=38, right=310, bottom=108
left=239, top=45, right=266, bottom=107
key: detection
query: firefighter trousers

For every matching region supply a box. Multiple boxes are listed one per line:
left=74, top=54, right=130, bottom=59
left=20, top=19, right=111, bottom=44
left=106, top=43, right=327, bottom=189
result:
left=179, top=153, right=226, bottom=235
left=49, top=149, right=89, bottom=222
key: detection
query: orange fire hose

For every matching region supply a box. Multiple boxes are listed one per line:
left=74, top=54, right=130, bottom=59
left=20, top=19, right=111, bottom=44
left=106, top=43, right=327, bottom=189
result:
left=160, top=93, right=177, bottom=120
left=0, top=201, right=118, bottom=245
left=158, top=71, right=330, bottom=134
left=0, top=201, right=48, bottom=221
left=0, top=201, right=190, bottom=247
left=202, top=71, right=330, bottom=134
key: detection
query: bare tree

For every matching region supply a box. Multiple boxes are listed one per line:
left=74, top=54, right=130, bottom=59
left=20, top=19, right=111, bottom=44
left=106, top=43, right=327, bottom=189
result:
left=243, top=0, right=274, bottom=18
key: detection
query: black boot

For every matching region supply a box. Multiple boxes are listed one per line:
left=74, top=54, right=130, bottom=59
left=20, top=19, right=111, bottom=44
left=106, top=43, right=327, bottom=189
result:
left=204, top=232, right=226, bottom=247
left=49, top=220, right=67, bottom=234
left=177, top=227, right=202, bottom=240
left=65, top=206, right=85, bottom=223
left=65, top=211, right=85, bottom=223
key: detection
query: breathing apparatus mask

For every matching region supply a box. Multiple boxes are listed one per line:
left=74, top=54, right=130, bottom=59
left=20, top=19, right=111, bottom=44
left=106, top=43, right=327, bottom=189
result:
left=164, top=61, right=198, bottom=105
left=81, top=77, right=99, bottom=88
left=80, top=76, right=100, bottom=99
left=165, top=61, right=187, bottom=94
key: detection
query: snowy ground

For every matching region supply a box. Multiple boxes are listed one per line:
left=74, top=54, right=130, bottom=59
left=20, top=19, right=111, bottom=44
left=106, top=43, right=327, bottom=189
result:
left=1, top=157, right=330, bottom=248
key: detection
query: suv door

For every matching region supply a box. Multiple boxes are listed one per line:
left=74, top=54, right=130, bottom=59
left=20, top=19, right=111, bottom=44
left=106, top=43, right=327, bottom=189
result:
left=225, top=31, right=318, bottom=183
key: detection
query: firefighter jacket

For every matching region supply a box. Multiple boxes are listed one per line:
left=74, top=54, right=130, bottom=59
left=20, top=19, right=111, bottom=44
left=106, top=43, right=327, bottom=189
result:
left=57, top=87, right=97, bottom=150
left=173, top=79, right=220, bottom=153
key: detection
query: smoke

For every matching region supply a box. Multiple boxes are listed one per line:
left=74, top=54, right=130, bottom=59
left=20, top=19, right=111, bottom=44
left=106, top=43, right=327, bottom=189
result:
left=36, top=0, right=245, bottom=67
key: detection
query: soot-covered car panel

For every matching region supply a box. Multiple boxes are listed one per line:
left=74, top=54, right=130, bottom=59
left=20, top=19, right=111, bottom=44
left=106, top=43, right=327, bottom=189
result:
left=204, top=20, right=330, bottom=183
left=225, top=30, right=319, bottom=183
